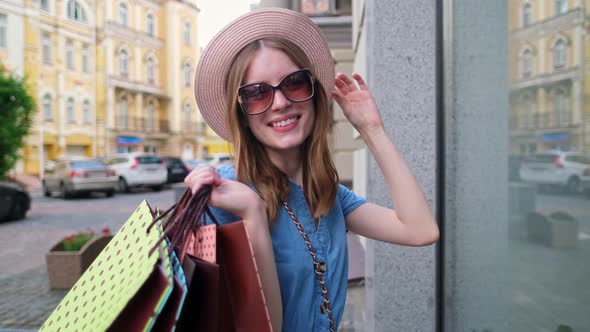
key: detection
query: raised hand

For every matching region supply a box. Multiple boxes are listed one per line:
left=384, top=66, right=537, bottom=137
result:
left=331, top=73, right=384, bottom=134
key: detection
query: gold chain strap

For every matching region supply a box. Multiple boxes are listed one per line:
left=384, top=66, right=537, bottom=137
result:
left=282, top=202, right=335, bottom=332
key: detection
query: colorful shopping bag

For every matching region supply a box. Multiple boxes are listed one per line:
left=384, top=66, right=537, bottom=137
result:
left=40, top=201, right=175, bottom=332
left=155, top=187, right=273, bottom=332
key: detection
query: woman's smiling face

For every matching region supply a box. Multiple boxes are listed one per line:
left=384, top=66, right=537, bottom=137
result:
left=242, top=46, right=315, bottom=156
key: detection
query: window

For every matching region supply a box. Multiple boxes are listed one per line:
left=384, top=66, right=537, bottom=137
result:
left=119, top=49, right=128, bottom=77
left=67, top=0, right=88, bottom=23
left=521, top=49, right=532, bottom=78
left=43, top=94, right=52, bottom=120
left=81, top=44, right=89, bottom=73
left=184, top=61, right=191, bottom=87
left=66, top=40, right=74, bottom=70
left=553, top=38, right=567, bottom=68
left=0, top=14, right=6, bottom=49
left=40, top=0, right=49, bottom=10
left=554, top=89, right=568, bottom=126
left=301, top=0, right=352, bottom=16
left=119, top=2, right=128, bottom=26
left=119, top=97, right=128, bottom=129
left=83, top=99, right=90, bottom=124
left=184, top=102, right=191, bottom=129
left=555, top=0, right=567, bottom=15
left=146, top=57, right=155, bottom=84
left=147, top=14, right=154, bottom=36
left=146, top=101, right=154, bottom=130
left=184, top=21, right=191, bottom=45
left=522, top=3, right=532, bottom=27
left=67, top=98, right=75, bottom=123
left=42, top=32, right=51, bottom=64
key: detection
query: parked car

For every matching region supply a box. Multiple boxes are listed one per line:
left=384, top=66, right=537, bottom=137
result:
left=519, top=151, right=590, bottom=194
left=0, top=181, right=31, bottom=221
left=206, top=153, right=234, bottom=169
left=107, top=153, right=167, bottom=192
left=42, top=158, right=118, bottom=198
left=183, top=159, right=209, bottom=171
left=161, top=156, right=190, bottom=183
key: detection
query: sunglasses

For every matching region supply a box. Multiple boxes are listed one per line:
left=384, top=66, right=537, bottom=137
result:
left=237, top=69, right=315, bottom=115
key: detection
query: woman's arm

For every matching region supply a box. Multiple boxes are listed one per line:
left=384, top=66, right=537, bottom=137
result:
left=332, top=73, right=439, bottom=246
left=185, top=167, right=283, bottom=330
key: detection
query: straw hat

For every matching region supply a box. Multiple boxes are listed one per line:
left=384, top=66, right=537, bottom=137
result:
left=194, top=7, right=335, bottom=142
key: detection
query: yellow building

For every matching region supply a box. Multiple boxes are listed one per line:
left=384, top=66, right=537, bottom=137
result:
left=509, top=0, right=590, bottom=155
left=13, top=0, right=223, bottom=176
left=97, top=0, right=208, bottom=159
left=19, top=0, right=98, bottom=174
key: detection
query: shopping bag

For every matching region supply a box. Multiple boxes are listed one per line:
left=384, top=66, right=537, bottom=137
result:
left=40, top=201, right=175, bottom=332
left=153, top=186, right=272, bottom=332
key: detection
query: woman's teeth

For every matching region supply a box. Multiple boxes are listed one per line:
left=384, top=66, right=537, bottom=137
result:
left=272, top=117, right=297, bottom=128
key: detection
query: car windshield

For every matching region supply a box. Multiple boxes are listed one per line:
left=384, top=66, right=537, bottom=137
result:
left=524, top=154, right=557, bottom=163
left=137, top=156, right=161, bottom=164
left=70, top=160, right=106, bottom=169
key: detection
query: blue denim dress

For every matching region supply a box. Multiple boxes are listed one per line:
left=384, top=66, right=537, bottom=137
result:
left=209, top=166, right=367, bottom=332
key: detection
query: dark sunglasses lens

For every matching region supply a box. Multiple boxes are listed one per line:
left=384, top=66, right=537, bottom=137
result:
left=239, top=84, right=273, bottom=114
left=281, top=71, right=313, bottom=102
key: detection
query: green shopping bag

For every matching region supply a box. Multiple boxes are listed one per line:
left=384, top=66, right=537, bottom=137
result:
left=40, top=201, right=175, bottom=332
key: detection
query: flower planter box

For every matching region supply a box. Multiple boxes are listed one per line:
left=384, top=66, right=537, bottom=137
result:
left=46, top=234, right=113, bottom=289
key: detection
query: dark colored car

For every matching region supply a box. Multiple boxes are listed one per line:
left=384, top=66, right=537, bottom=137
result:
left=161, top=157, right=190, bottom=184
left=0, top=181, right=31, bottom=221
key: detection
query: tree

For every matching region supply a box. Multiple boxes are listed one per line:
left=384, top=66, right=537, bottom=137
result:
left=0, top=67, right=36, bottom=180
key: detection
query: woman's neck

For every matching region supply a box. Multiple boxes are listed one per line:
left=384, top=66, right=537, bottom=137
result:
left=266, top=147, right=304, bottom=185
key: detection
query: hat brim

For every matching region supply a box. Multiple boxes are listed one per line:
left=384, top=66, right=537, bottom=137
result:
left=194, top=8, right=335, bottom=142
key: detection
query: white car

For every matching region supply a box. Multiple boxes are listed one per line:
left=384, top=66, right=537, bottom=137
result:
left=519, top=151, right=590, bottom=194
left=107, top=153, right=167, bottom=192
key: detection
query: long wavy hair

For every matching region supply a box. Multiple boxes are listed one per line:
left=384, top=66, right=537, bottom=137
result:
left=224, top=38, right=339, bottom=225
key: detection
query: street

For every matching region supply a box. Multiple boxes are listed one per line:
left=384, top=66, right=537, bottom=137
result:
left=0, top=187, right=178, bottom=329
left=0, top=186, right=589, bottom=330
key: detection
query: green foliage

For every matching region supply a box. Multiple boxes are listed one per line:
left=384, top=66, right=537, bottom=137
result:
left=62, top=233, right=95, bottom=252
left=0, top=67, right=36, bottom=180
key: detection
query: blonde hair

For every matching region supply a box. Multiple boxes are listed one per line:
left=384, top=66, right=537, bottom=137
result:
left=224, top=38, right=339, bottom=225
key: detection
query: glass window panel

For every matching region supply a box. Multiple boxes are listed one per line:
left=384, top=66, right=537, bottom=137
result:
left=66, top=98, right=75, bottom=123
left=119, top=3, right=128, bottom=26
left=445, top=1, right=590, bottom=331
left=43, top=94, right=52, bottom=120
left=0, top=14, right=6, bottom=48
left=184, top=21, right=191, bottom=45
left=119, top=97, right=128, bottom=129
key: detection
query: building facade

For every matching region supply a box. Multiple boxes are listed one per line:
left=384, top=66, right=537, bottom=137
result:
left=7, top=0, right=207, bottom=175
left=0, top=0, right=25, bottom=76
left=257, top=0, right=359, bottom=187
left=98, top=0, right=202, bottom=159
left=509, top=0, right=590, bottom=154
left=22, top=0, right=98, bottom=175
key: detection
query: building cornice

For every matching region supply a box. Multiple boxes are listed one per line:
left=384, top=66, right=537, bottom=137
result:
left=108, top=75, right=169, bottom=99
left=104, top=21, right=164, bottom=48
left=510, top=8, right=584, bottom=40
left=510, top=66, right=580, bottom=91
left=311, top=15, right=353, bottom=49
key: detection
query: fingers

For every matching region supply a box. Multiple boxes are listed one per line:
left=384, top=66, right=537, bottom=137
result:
left=335, top=72, right=369, bottom=92
left=184, top=166, right=219, bottom=194
left=331, top=87, right=345, bottom=105
left=352, top=73, right=368, bottom=91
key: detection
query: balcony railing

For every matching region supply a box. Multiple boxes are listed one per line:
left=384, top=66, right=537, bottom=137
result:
left=115, top=117, right=169, bottom=133
left=181, top=121, right=208, bottom=135
left=510, top=112, right=578, bottom=131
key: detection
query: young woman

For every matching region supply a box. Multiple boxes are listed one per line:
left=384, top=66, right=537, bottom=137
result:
left=186, top=8, right=439, bottom=332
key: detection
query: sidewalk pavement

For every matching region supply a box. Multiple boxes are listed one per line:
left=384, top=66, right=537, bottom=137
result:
left=0, top=268, right=66, bottom=330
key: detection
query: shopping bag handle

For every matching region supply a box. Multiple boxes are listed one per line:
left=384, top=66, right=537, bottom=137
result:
left=147, top=186, right=220, bottom=261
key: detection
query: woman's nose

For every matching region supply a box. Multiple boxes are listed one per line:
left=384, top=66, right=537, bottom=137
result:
left=269, top=89, right=291, bottom=112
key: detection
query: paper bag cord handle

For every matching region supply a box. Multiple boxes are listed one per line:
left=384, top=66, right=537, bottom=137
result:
left=148, top=186, right=219, bottom=261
